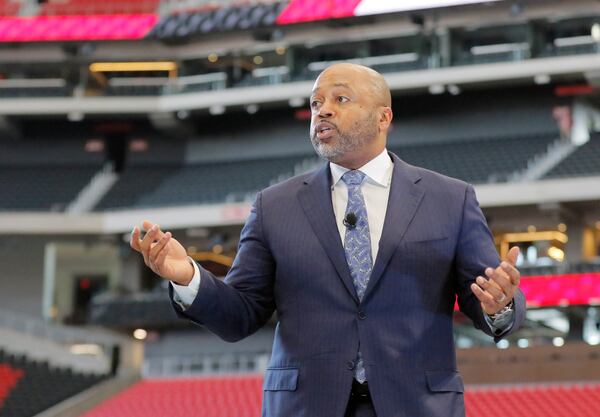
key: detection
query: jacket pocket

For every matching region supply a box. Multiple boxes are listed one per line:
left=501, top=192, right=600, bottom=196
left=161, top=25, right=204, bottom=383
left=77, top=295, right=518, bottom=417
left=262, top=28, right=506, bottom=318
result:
left=263, top=367, right=299, bottom=391
left=425, top=370, right=464, bottom=393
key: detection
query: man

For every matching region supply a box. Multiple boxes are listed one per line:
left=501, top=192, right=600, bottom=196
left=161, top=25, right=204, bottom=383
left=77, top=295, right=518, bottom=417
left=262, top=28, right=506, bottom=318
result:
left=131, top=63, right=526, bottom=417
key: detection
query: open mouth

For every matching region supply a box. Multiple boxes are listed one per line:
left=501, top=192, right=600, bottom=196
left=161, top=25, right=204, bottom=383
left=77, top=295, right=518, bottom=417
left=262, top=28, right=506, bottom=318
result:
left=315, top=122, right=337, bottom=140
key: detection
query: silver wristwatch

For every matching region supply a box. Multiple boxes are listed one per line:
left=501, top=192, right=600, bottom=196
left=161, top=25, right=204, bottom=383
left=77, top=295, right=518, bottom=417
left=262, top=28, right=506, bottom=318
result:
left=487, top=300, right=514, bottom=321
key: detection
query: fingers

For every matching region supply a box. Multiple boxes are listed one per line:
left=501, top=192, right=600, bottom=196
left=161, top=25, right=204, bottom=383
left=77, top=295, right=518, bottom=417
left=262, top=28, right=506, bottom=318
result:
left=476, top=274, right=505, bottom=303
left=484, top=267, right=512, bottom=299
left=149, top=231, right=172, bottom=271
left=140, top=223, right=165, bottom=261
left=500, top=260, right=520, bottom=286
left=470, top=282, right=497, bottom=312
left=506, top=246, right=520, bottom=266
left=130, top=221, right=165, bottom=265
left=130, top=226, right=142, bottom=252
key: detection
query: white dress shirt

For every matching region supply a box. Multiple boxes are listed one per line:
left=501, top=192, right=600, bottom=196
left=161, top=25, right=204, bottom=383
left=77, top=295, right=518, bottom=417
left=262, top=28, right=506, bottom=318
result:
left=171, top=148, right=513, bottom=334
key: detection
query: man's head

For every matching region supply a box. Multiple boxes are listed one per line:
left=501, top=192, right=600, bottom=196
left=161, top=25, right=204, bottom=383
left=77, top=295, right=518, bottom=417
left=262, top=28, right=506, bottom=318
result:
left=309, top=63, right=393, bottom=169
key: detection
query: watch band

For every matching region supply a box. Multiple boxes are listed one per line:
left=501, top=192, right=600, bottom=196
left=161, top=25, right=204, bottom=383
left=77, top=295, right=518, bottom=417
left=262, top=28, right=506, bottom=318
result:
left=488, top=300, right=514, bottom=321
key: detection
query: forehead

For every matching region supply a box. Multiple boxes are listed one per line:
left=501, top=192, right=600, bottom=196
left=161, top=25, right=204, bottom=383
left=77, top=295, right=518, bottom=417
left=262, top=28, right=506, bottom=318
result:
left=311, top=68, right=363, bottom=95
left=311, top=81, right=351, bottom=96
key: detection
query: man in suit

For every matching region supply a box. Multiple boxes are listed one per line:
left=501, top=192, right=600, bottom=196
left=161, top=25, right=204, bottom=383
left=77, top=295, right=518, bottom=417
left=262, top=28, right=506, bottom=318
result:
left=131, top=63, right=526, bottom=417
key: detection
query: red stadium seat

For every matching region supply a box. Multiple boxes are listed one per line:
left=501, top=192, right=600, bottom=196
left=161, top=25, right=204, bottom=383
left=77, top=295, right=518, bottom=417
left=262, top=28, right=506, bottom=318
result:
left=0, top=0, right=20, bottom=16
left=0, top=363, right=24, bottom=407
left=79, top=375, right=600, bottom=417
left=40, top=0, right=160, bottom=16
left=80, top=376, right=263, bottom=417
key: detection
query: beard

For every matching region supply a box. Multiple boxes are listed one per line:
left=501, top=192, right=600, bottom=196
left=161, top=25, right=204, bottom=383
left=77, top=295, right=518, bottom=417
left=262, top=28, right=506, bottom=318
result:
left=310, top=112, right=379, bottom=163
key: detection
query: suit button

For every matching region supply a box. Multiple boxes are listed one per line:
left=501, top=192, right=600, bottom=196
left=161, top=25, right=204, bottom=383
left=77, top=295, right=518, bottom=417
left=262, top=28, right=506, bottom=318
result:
left=346, top=360, right=355, bottom=370
left=358, top=311, right=367, bottom=320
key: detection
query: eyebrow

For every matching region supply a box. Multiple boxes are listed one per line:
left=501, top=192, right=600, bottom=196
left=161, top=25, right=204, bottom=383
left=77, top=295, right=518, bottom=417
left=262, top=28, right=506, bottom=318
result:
left=311, top=82, right=352, bottom=96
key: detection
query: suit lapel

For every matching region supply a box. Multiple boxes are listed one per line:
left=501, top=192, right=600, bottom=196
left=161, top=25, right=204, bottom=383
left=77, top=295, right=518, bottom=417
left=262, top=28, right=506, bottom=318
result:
left=297, top=163, right=359, bottom=304
left=363, top=153, right=425, bottom=301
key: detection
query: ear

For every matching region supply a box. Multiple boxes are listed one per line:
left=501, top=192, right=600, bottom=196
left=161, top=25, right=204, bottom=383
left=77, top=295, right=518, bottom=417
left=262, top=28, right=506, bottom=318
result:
left=379, top=107, right=393, bottom=131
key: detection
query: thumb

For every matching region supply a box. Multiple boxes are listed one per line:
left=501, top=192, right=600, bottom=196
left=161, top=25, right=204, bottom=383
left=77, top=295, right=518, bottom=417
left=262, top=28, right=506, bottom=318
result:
left=506, top=246, right=520, bottom=266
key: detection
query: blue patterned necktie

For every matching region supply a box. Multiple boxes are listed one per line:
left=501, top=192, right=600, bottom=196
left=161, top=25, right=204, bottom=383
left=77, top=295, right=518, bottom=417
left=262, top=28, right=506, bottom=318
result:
left=342, top=170, right=373, bottom=383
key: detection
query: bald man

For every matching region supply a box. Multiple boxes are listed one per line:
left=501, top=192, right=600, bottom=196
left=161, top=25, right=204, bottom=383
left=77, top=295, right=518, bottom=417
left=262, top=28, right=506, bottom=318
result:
left=131, top=64, right=526, bottom=417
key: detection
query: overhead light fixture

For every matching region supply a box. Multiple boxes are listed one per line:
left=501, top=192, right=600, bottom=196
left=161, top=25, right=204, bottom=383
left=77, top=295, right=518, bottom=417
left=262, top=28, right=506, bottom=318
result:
left=288, top=97, right=305, bottom=108
left=275, top=46, right=286, bottom=55
left=90, top=61, right=177, bottom=73
left=246, top=104, right=259, bottom=114
left=208, top=53, right=219, bottom=63
left=428, top=84, right=445, bottom=95
left=517, top=338, right=529, bottom=348
left=470, top=43, right=527, bottom=55
left=253, top=55, right=264, bottom=65
left=133, top=329, right=147, bottom=340
left=177, top=110, right=190, bottom=120
left=558, top=223, right=567, bottom=232
left=70, top=344, right=103, bottom=355
left=67, top=111, right=84, bottom=122
left=447, top=84, right=461, bottom=95
left=209, top=105, right=226, bottom=115
left=552, top=337, right=565, bottom=347
left=534, top=74, right=551, bottom=85
left=592, top=23, right=600, bottom=42
left=90, top=61, right=178, bottom=78
left=547, top=246, right=565, bottom=262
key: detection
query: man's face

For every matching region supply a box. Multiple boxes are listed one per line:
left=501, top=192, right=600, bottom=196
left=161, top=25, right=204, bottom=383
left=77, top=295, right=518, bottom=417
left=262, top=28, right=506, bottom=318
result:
left=309, top=68, right=380, bottom=163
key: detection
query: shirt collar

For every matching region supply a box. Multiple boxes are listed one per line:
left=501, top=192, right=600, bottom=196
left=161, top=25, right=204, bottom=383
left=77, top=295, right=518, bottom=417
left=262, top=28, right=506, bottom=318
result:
left=330, top=148, right=393, bottom=189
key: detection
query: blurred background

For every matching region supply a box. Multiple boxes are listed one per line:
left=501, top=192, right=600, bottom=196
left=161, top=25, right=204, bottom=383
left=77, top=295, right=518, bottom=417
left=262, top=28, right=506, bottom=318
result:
left=0, top=0, right=600, bottom=416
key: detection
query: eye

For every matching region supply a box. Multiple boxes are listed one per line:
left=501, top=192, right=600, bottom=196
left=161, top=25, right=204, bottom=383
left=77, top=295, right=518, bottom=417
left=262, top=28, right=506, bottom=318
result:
left=310, top=100, right=322, bottom=110
left=337, top=96, right=349, bottom=103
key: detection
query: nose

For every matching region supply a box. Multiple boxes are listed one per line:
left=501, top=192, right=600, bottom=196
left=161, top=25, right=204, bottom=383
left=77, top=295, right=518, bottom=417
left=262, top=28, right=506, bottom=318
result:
left=318, top=101, right=335, bottom=118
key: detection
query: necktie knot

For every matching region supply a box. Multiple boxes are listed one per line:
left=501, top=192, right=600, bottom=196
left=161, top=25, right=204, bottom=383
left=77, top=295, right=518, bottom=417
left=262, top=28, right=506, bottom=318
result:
left=342, top=170, right=366, bottom=187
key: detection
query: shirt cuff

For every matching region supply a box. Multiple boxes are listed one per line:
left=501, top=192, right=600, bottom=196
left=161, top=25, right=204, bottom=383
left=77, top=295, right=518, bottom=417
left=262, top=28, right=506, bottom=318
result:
left=170, top=257, right=201, bottom=310
left=484, top=301, right=515, bottom=336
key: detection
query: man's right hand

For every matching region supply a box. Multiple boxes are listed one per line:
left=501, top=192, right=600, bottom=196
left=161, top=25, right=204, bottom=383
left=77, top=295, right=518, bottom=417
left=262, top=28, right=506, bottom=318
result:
left=130, top=220, right=194, bottom=286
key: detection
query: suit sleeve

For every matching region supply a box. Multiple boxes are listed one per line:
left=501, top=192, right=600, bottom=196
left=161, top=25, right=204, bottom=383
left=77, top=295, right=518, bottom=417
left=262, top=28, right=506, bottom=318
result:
left=169, top=191, right=276, bottom=342
left=454, top=184, right=526, bottom=341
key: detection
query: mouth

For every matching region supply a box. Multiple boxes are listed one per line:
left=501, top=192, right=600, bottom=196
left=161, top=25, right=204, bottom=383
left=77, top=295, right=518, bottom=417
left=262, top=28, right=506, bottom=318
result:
left=314, top=122, right=337, bottom=141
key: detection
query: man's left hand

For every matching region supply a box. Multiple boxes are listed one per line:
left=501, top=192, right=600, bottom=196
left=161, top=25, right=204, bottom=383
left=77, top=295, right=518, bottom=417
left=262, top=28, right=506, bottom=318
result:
left=470, top=246, right=521, bottom=315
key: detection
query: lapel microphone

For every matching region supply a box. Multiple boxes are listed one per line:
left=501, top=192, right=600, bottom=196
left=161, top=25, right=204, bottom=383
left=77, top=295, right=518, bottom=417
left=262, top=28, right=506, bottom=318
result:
left=343, top=212, right=357, bottom=229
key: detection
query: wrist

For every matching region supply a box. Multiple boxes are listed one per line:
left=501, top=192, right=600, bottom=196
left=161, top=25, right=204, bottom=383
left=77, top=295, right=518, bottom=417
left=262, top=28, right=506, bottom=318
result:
left=487, top=300, right=514, bottom=320
left=173, top=258, right=195, bottom=286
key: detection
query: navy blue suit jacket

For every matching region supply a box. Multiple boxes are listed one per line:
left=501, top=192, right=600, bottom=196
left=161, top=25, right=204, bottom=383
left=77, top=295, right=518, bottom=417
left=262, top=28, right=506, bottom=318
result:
left=171, top=152, right=526, bottom=417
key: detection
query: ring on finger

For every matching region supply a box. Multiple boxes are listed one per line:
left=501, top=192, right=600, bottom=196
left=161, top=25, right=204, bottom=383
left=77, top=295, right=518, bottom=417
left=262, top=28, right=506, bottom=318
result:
left=495, top=293, right=507, bottom=303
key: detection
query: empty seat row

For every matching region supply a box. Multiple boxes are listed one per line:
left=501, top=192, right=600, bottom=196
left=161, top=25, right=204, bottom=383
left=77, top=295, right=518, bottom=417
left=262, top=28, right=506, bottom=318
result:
left=79, top=376, right=600, bottom=417
left=0, top=350, right=106, bottom=417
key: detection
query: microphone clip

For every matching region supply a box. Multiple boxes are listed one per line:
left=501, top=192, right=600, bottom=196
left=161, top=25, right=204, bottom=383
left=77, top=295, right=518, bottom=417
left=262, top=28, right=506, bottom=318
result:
left=343, top=212, right=357, bottom=229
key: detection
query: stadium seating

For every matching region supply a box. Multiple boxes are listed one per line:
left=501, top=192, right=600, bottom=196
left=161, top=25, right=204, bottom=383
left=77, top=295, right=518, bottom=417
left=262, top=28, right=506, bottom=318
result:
left=79, top=376, right=600, bottom=417
left=390, top=133, right=556, bottom=184
left=39, top=0, right=160, bottom=15
left=0, top=165, right=102, bottom=211
left=465, top=383, right=600, bottom=417
left=148, top=2, right=286, bottom=40
left=0, top=138, right=104, bottom=211
left=0, top=0, right=20, bottom=16
left=542, top=134, right=600, bottom=179
left=89, top=290, right=181, bottom=328
left=0, top=14, right=159, bottom=42
left=93, top=129, right=557, bottom=211
left=96, top=155, right=309, bottom=210
left=0, top=349, right=106, bottom=417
